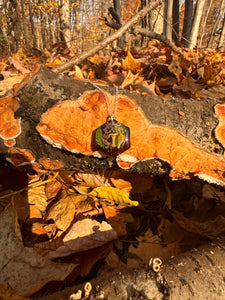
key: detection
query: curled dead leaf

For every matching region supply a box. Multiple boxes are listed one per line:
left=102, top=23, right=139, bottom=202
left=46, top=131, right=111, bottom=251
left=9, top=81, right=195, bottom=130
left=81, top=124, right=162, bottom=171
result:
left=46, top=218, right=117, bottom=259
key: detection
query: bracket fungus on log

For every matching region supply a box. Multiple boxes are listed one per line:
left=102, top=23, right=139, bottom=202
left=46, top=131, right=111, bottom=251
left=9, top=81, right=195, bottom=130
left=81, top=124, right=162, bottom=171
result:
left=0, top=95, right=21, bottom=147
left=37, top=90, right=225, bottom=186
left=6, top=148, right=35, bottom=167
left=215, top=104, right=225, bottom=152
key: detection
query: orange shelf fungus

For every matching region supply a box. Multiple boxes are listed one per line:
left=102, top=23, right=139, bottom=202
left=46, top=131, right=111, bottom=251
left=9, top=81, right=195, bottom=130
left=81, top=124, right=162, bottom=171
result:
left=37, top=91, right=225, bottom=186
left=6, top=148, right=35, bottom=167
left=38, top=157, right=64, bottom=170
left=215, top=104, right=225, bottom=151
left=0, top=95, right=21, bottom=146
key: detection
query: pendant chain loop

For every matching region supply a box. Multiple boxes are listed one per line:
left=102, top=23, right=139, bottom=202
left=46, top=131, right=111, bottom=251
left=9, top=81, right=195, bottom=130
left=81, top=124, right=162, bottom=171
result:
left=86, top=80, right=118, bottom=122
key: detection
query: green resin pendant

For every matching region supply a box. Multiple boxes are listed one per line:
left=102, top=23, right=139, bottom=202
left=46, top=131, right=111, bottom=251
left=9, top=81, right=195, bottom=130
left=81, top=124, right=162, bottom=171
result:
left=95, top=119, right=130, bottom=156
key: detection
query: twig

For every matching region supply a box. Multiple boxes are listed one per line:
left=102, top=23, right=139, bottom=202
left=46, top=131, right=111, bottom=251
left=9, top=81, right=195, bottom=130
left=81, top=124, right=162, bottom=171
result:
left=53, top=0, right=162, bottom=73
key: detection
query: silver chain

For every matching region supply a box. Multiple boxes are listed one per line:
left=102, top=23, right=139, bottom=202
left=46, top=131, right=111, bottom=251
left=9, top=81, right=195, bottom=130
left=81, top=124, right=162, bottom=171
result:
left=86, top=80, right=118, bottom=122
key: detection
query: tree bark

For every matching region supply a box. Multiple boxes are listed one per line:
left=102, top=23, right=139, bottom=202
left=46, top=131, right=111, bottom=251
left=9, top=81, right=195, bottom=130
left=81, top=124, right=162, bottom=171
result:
left=207, top=0, right=225, bottom=48
left=199, top=0, right=213, bottom=48
left=172, top=0, right=179, bottom=43
left=58, top=0, right=71, bottom=47
left=181, top=0, right=193, bottom=47
left=39, top=6, right=47, bottom=49
left=164, top=0, right=173, bottom=41
left=3, top=0, right=23, bottom=53
left=112, top=0, right=124, bottom=48
left=28, top=0, right=37, bottom=49
left=20, top=0, right=29, bottom=49
left=149, top=1, right=164, bottom=34
left=188, top=0, right=206, bottom=49
left=218, top=12, right=225, bottom=49
left=34, top=236, right=225, bottom=300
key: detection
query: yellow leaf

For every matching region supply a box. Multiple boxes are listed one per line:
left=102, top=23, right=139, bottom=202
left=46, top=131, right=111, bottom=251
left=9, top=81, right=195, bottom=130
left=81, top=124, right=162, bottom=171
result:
left=121, top=70, right=139, bottom=88
left=54, top=58, right=63, bottom=64
left=74, top=65, right=84, bottom=79
left=122, top=51, right=142, bottom=73
left=89, top=186, right=138, bottom=206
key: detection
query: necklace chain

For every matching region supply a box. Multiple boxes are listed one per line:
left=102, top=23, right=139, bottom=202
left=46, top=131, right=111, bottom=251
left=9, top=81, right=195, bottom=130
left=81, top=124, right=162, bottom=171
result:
left=86, top=80, right=118, bottom=122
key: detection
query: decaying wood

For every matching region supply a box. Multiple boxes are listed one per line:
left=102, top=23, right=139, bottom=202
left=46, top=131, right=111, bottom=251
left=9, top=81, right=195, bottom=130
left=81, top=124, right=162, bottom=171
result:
left=35, top=236, right=225, bottom=300
left=0, top=65, right=225, bottom=183
left=53, top=0, right=162, bottom=73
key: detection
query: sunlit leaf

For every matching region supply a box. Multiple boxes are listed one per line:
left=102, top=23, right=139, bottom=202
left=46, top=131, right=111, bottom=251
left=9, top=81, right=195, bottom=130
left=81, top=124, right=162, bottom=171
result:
left=89, top=186, right=139, bottom=206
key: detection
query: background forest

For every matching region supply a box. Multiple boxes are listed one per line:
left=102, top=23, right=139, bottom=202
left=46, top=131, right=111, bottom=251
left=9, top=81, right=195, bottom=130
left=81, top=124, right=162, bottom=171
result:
left=0, top=0, right=224, bottom=57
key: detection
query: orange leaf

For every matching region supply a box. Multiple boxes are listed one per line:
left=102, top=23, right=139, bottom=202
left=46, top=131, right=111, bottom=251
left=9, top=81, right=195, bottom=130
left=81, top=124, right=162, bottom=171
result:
left=102, top=202, right=127, bottom=236
left=122, top=51, right=142, bottom=73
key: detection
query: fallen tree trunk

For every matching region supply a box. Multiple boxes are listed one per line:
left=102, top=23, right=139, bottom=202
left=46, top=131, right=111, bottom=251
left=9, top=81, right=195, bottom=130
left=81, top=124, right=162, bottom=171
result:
left=0, top=65, right=225, bottom=185
left=36, top=236, right=225, bottom=300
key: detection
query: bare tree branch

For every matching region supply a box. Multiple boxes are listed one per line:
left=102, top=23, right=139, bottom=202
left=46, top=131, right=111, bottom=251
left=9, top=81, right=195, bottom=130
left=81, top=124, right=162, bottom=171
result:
left=53, top=0, right=162, bottom=73
left=132, top=27, right=183, bottom=55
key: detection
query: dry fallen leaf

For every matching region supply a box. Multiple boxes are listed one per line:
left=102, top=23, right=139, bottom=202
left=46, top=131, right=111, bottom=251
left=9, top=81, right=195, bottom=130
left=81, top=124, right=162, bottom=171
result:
left=74, top=65, right=84, bottom=79
left=0, top=283, right=28, bottom=300
left=46, top=218, right=117, bottom=260
left=172, top=210, right=225, bottom=239
left=202, top=183, right=225, bottom=203
left=89, top=186, right=139, bottom=206
left=122, top=50, right=143, bottom=73
left=74, top=170, right=109, bottom=187
left=0, top=75, right=24, bottom=96
left=45, top=178, right=63, bottom=200
left=46, top=189, right=94, bottom=233
left=111, top=171, right=154, bottom=194
left=168, top=52, right=182, bottom=82
left=0, top=205, right=75, bottom=297
left=45, top=190, right=77, bottom=232
left=121, top=69, right=140, bottom=88
left=127, top=229, right=180, bottom=268
left=27, top=182, right=48, bottom=213
left=102, top=202, right=128, bottom=236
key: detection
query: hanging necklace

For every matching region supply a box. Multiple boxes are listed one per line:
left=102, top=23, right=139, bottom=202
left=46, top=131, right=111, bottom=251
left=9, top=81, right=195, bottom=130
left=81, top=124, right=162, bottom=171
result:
left=87, top=80, right=130, bottom=156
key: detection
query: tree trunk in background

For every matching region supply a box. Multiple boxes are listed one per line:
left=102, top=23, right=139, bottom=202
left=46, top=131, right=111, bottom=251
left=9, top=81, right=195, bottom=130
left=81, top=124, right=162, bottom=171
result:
left=181, top=0, right=193, bottom=47
left=188, top=0, right=206, bottom=49
left=207, top=0, right=225, bottom=48
left=3, top=0, right=23, bottom=53
left=149, top=2, right=164, bottom=34
left=29, top=0, right=37, bottom=48
left=113, top=0, right=124, bottom=48
left=172, top=0, right=179, bottom=43
left=20, top=0, right=29, bottom=48
left=72, top=3, right=80, bottom=51
left=0, top=25, right=7, bottom=56
left=80, top=0, right=84, bottom=52
left=39, top=1, right=47, bottom=50
left=164, top=0, right=173, bottom=41
left=218, top=13, right=225, bottom=49
left=141, top=0, right=147, bottom=46
left=48, top=15, right=54, bottom=45
left=58, top=0, right=71, bottom=47
left=199, top=0, right=213, bottom=48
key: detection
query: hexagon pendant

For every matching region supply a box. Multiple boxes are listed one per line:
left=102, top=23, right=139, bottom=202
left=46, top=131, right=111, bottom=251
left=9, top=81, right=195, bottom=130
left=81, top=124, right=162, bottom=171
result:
left=95, top=119, right=130, bottom=156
